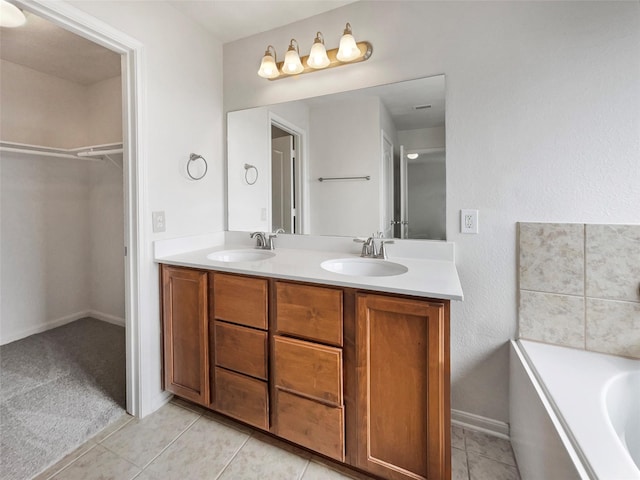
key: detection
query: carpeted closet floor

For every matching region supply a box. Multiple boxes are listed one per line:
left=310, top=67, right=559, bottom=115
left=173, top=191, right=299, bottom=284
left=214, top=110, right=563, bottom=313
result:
left=0, top=318, right=126, bottom=480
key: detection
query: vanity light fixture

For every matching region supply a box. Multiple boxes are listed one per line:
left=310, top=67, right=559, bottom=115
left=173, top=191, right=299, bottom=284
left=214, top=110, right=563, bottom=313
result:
left=407, top=153, right=419, bottom=160
left=336, top=23, right=360, bottom=62
left=257, top=45, right=279, bottom=79
left=257, top=22, right=372, bottom=80
left=282, top=39, right=304, bottom=75
left=307, top=32, right=330, bottom=69
left=0, top=0, right=27, bottom=28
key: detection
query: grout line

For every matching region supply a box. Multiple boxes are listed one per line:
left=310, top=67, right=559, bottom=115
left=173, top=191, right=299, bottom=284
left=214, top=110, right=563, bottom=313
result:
left=40, top=443, right=99, bottom=480
left=139, top=415, right=201, bottom=470
left=95, top=415, right=135, bottom=444
left=213, top=432, right=252, bottom=479
left=297, top=459, right=311, bottom=480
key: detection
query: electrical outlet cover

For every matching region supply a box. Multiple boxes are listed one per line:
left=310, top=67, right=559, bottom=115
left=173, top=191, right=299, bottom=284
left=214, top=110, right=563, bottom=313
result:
left=461, top=209, right=479, bottom=234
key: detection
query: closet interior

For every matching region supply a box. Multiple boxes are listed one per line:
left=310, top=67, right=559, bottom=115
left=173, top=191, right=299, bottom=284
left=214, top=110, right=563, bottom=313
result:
left=0, top=11, right=127, bottom=480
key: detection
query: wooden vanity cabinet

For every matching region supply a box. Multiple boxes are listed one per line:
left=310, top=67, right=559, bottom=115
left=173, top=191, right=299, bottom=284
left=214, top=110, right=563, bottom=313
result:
left=355, top=293, right=450, bottom=480
left=272, top=281, right=346, bottom=462
left=209, top=272, right=269, bottom=430
left=161, top=265, right=451, bottom=480
left=161, top=265, right=209, bottom=406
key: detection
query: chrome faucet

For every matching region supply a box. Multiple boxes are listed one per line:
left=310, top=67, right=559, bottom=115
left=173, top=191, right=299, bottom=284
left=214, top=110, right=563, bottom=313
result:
left=250, top=231, right=267, bottom=249
left=354, top=235, right=394, bottom=259
left=250, top=229, right=283, bottom=250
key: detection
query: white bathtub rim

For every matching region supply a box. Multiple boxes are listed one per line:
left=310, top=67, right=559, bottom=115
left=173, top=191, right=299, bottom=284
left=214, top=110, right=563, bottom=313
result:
left=511, top=340, right=592, bottom=479
left=517, top=339, right=640, bottom=480
left=603, top=371, right=640, bottom=471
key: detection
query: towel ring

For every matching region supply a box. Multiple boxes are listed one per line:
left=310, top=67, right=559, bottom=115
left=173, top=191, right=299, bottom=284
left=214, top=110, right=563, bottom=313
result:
left=244, top=163, right=258, bottom=185
left=187, top=153, right=208, bottom=181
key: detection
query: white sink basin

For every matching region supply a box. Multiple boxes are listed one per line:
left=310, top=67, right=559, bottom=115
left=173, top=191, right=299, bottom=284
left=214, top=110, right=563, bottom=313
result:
left=207, top=249, right=275, bottom=262
left=321, top=258, right=408, bottom=277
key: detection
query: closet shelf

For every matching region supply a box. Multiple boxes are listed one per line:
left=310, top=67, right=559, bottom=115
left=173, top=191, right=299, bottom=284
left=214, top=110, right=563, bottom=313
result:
left=0, top=141, right=123, bottom=164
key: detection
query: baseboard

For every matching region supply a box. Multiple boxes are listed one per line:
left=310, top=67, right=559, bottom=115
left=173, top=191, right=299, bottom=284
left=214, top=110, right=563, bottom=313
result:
left=451, top=409, right=510, bottom=440
left=1, top=311, right=90, bottom=345
left=0, top=310, right=125, bottom=345
left=88, top=310, right=126, bottom=327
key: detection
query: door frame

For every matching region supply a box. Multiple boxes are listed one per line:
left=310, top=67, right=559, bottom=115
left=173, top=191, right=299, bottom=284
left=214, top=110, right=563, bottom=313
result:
left=380, top=130, right=394, bottom=237
left=17, top=0, right=147, bottom=417
left=268, top=112, right=307, bottom=234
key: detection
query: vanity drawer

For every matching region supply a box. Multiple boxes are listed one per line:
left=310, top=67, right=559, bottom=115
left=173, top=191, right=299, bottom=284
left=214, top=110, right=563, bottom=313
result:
left=274, top=335, right=343, bottom=406
left=275, top=281, right=343, bottom=346
left=212, top=273, right=268, bottom=329
left=214, top=321, right=267, bottom=380
left=214, top=367, right=268, bottom=430
left=274, top=390, right=345, bottom=462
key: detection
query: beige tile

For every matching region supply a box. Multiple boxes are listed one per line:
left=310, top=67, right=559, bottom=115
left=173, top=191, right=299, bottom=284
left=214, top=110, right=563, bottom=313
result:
left=464, top=430, right=516, bottom=467
left=452, top=447, right=469, bottom=480
left=33, top=443, right=97, bottom=480
left=202, top=409, right=256, bottom=435
left=169, top=396, right=208, bottom=416
left=452, top=425, right=465, bottom=450
left=50, top=445, right=140, bottom=480
left=586, top=298, right=640, bottom=358
left=217, top=436, right=309, bottom=480
left=302, top=461, right=358, bottom=480
left=586, top=224, right=640, bottom=302
left=92, top=413, right=135, bottom=444
left=143, top=416, right=249, bottom=480
left=467, top=452, right=520, bottom=480
left=101, top=403, right=199, bottom=468
left=519, top=290, right=585, bottom=348
left=308, top=455, right=376, bottom=480
left=519, top=223, right=584, bottom=296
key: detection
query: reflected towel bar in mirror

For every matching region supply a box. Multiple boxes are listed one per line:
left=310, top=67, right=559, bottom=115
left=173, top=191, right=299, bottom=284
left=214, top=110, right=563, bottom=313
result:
left=318, top=175, right=370, bottom=182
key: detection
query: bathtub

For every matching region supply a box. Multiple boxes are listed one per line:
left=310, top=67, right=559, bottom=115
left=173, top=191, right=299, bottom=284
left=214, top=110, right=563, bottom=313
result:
left=510, top=339, right=640, bottom=480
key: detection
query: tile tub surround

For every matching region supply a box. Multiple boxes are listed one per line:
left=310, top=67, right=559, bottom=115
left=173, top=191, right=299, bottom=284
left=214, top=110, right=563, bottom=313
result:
left=518, top=222, right=640, bottom=358
left=35, top=398, right=521, bottom=480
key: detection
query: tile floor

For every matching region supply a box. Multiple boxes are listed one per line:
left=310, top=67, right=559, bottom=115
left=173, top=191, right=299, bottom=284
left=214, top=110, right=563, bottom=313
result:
left=33, top=398, right=521, bottom=480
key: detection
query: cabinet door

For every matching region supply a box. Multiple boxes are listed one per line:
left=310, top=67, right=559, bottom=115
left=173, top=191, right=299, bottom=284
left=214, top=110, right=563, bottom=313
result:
left=355, top=294, right=450, bottom=480
left=162, top=265, right=209, bottom=405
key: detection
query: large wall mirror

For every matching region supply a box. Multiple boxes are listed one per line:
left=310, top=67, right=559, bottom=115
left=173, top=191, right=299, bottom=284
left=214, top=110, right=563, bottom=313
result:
left=227, top=74, right=446, bottom=240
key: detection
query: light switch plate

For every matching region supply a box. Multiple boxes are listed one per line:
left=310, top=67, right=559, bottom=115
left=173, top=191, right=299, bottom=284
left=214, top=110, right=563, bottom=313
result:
left=461, top=209, right=479, bottom=234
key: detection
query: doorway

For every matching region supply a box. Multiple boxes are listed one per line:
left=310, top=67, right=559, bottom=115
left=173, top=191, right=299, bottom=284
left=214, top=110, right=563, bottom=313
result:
left=270, top=116, right=304, bottom=234
left=5, top=0, right=146, bottom=418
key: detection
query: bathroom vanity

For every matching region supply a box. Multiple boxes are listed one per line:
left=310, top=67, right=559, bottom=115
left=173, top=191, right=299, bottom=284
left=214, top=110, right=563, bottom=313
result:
left=157, top=235, right=462, bottom=480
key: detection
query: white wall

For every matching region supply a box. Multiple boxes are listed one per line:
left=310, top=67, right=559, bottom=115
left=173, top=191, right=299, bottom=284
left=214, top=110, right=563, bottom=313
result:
left=0, top=59, right=89, bottom=148
left=87, top=76, right=122, bottom=145
left=308, top=96, right=380, bottom=236
left=89, top=162, right=125, bottom=321
left=223, top=1, right=640, bottom=424
left=1, top=154, right=92, bottom=342
left=399, top=126, right=445, bottom=151
left=67, top=0, right=224, bottom=413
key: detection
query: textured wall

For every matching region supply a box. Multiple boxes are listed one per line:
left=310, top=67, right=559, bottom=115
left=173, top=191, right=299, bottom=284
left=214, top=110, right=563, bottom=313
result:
left=224, top=1, right=640, bottom=423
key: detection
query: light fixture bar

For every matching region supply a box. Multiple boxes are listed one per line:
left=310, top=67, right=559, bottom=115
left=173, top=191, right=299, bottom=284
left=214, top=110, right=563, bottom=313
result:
left=268, top=41, right=372, bottom=81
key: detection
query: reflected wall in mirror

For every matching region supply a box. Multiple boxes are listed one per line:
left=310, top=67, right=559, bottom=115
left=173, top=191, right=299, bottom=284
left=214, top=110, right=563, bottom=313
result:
left=227, top=75, right=446, bottom=240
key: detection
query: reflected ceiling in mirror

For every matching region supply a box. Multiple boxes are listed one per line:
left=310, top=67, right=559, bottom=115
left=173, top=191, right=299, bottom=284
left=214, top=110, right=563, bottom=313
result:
left=227, top=74, right=445, bottom=240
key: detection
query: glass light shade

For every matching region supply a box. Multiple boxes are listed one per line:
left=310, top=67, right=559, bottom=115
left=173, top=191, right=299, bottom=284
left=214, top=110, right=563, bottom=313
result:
left=307, top=39, right=330, bottom=69
left=283, top=47, right=304, bottom=75
left=0, top=0, right=26, bottom=28
left=337, top=33, right=360, bottom=62
left=258, top=53, right=279, bottom=79
left=407, top=153, right=419, bottom=160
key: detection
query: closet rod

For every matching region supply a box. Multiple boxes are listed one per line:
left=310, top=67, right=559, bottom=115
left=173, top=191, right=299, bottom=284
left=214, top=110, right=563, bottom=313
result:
left=0, top=146, right=102, bottom=161
left=76, top=148, right=124, bottom=157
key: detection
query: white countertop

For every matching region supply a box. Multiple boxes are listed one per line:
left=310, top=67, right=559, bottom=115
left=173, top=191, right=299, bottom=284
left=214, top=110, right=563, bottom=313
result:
left=154, top=233, right=463, bottom=301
